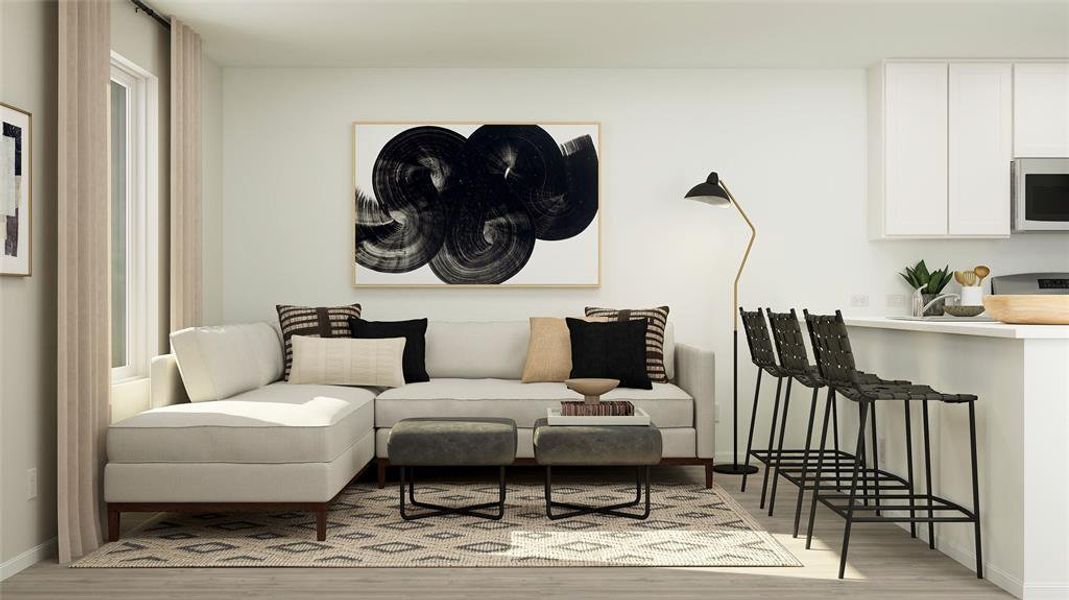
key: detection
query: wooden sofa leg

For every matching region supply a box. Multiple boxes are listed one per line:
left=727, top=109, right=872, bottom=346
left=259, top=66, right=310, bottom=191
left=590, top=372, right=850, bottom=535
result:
left=315, top=506, right=328, bottom=541
left=377, top=459, right=387, bottom=489
left=107, top=506, right=120, bottom=542
left=705, top=464, right=714, bottom=489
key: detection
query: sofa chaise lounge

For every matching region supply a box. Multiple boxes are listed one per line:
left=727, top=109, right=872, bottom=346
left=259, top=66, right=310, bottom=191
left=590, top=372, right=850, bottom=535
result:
left=104, top=320, right=715, bottom=541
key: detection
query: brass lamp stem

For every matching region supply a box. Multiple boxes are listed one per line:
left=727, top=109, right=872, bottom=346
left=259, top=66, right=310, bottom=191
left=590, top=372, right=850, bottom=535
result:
left=719, top=180, right=756, bottom=330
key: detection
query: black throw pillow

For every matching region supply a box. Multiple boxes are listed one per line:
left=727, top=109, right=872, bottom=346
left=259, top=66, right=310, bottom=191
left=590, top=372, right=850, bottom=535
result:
left=566, top=318, right=653, bottom=390
left=348, top=317, right=429, bottom=383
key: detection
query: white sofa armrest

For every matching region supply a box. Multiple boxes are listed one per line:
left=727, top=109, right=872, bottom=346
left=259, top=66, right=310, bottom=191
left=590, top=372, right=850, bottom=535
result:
left=150, top=354, right=189, bottom=408
left=674, top=344, right=715, bottom=459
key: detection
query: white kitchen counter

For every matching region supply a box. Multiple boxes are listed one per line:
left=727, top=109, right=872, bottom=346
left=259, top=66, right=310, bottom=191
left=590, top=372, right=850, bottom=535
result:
left=840, top=321, right=1069, bottom=599
left=844, top=315, right=1069, bottom=339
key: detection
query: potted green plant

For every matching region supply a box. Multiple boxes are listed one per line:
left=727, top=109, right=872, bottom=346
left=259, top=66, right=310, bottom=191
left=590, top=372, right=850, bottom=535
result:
left=900, top=260, right=954, bottom=316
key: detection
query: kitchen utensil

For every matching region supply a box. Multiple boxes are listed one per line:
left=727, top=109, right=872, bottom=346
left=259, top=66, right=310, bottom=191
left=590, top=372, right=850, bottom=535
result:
left=974, top=265, right=990, bottom=286
left=958, top=271, right=977, bottom=287
left=983, top=295, right=1069, bottom=325
left=943, top=305, right=985, bottom=318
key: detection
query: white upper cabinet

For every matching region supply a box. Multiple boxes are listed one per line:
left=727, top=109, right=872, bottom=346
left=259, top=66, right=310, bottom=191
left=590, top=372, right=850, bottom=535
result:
left=1014, top=63, right=1069, bottom=158
left=877, top=62, right=949, bottom=237
left=871, top=60, right=1018, bottom=238
left=949, top=63, right=1012, bottom=236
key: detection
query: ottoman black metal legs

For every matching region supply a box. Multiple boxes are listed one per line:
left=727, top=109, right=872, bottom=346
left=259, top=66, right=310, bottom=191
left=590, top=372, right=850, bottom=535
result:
left=399, top=466, right=508, bottom=521
left=544, top=466, right=652, bottom=520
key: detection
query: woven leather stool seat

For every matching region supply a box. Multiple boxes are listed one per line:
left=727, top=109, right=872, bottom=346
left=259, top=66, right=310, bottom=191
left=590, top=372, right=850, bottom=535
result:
left=852, top=383, right=978, bottom=403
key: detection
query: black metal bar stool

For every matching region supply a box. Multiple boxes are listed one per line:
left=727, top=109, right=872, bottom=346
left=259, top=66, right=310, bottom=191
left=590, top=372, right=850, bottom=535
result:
left=738, top=308, right=787, bottom=502
left=802, top=310, right=983, bottom=580
left=763, top=308, right=842, bottom=527
left=764, top=308, right=912, bottom=534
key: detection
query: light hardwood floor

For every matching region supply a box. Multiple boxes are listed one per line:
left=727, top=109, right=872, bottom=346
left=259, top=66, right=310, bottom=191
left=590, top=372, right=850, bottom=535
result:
left=2, top=465, right=1012, bottom=599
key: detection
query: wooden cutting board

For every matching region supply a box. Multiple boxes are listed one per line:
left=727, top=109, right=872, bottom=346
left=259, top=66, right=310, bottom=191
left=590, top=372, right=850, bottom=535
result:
left=983, top=295, right=1069, bottom=325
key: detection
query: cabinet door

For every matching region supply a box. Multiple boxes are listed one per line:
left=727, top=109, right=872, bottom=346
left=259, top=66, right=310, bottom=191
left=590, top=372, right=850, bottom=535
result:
left=949, top=63, right=1012, bottom=236
left=884, top=62, right=949, bottom=236
left=1014, top=63, right=1069, bottom=157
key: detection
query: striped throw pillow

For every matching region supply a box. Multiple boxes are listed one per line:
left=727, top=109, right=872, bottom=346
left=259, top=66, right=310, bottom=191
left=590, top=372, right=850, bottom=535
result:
left=584, top=306, right=670, bottom=383
left=276, top=303, right=362, bottom=380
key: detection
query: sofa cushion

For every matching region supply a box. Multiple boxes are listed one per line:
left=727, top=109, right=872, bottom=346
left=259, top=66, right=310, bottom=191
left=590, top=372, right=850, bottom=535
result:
left=374, top=378, right=693, bottom=428
left=170, top=322, right=284, bottom=402
left=566, top=317, right=652, bottom=389
left=585, top=306, right=671, bottom=383
left=521, top=317, right=573, bottom=383
left=349, top=317, right=429, bottom=383
left=288, top=335, right=406, bottom=388
left=107, top=382, right=375, bottom=464
left=276, top=303, right=362, bottom=380
left=425, top=321, right=529, bottom=379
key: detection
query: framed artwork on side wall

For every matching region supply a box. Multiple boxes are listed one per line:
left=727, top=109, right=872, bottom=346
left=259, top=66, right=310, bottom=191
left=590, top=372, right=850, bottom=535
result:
left=1, top=102, right=31, bottom=277
left=352, top=121, right=600, bottom=287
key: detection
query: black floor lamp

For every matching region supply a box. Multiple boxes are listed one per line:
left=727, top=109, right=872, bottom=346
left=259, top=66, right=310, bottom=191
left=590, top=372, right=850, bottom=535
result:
left=685, top=172, right=759, bottom=476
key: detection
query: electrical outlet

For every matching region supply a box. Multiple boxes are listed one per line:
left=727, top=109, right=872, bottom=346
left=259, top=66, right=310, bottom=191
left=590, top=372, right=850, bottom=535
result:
left=886, top=294, right=907, bottom=308
left=27, top=468, right=37, bottom=500
left=849, top=294, right=870, bottom=308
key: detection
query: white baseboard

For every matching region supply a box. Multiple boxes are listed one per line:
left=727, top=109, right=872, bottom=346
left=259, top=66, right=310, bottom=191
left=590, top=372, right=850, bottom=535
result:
left=1021, top=583, right=1069, bottom=600
left=0, top=538, right=56, bottom=582
left=927, top=530, right=1022, bottom=599
left=889, top=523, right=1067, bottom=600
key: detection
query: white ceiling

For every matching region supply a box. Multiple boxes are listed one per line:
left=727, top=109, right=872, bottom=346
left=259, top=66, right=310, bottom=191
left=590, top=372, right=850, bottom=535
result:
left=149, top=0, right=1069, bottom=68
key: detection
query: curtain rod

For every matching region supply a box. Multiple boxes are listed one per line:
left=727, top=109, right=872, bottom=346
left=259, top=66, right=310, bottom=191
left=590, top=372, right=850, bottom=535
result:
left=129, top=0, right=171, bottom=30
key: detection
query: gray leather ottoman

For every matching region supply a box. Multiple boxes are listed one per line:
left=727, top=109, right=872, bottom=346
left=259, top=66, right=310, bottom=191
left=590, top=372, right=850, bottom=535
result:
left=533, top=417, right=661, bottom=520
left=388, top=417, right=517, bottom=520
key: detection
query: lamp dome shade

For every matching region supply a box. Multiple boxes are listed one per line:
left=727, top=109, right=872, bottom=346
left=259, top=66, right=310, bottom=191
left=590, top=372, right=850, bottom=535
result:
left=685, top=172, right=731, bottom=207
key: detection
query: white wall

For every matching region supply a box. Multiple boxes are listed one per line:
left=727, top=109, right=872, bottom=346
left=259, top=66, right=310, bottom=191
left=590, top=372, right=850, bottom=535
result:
left=221, top=67, right=1069, bottom=459
left=202, top=57, right=224, bottom=325
left=0, top=0, right=58, bottom=575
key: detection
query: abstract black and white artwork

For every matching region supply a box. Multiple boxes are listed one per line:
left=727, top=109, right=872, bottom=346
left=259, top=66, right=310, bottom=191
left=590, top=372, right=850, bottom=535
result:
left=1, top=103, right=31, bottom=277
left=353, top=122, right=599, bottom=286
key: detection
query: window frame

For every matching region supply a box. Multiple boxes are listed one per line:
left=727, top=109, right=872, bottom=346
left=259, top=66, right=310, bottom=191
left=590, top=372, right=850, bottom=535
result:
left=109, top=52, right=159, bottom=384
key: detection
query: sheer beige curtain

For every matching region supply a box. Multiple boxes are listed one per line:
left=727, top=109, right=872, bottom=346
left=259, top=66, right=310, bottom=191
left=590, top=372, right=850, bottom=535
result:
left=57, top=0, right=111, bottom=564
left=170, top=18, right=202, bottom=330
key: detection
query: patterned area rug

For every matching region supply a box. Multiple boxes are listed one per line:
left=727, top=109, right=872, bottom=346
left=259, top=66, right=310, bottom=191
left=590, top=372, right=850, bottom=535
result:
left=74, top=479, right=800, bottom=568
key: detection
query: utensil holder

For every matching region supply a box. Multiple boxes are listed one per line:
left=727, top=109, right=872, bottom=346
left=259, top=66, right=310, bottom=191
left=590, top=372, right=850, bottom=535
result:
left=961, top=286, right=983, bottom=307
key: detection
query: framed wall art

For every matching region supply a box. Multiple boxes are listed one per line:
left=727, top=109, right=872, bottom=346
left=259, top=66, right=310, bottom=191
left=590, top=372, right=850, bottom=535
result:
left=1, top=102, right=31, bottom=277
left=353, top=121, right=600, bottom=287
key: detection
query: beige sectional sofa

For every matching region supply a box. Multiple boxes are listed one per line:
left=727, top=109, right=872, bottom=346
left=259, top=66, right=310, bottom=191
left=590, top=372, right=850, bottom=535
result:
left=104, top=320, right=715, bottom=541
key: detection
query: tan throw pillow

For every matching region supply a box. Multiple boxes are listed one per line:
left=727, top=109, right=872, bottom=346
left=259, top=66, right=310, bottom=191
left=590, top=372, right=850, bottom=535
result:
left=288, top=335, right=406, bottom=388
left=522, top=317, right=573, bottom=383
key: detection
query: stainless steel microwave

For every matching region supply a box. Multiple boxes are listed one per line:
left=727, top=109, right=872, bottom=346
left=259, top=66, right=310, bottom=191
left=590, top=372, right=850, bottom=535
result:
left=1013, top=158, right=1069, bottom=231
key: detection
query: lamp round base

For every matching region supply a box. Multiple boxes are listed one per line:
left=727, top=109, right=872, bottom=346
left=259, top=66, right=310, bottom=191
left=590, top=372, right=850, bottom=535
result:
left=712, top=463, right=759, bottom=475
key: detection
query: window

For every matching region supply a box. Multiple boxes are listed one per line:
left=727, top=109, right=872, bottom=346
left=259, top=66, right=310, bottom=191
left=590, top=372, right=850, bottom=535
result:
left=110, top=53, right=159, bottom=382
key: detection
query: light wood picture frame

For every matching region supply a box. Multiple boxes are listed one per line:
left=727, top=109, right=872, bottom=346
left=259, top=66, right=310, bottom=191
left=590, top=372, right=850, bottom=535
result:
left=352, top=121, right=601, bottom=288
left=1, top=102, right=31, bottom=277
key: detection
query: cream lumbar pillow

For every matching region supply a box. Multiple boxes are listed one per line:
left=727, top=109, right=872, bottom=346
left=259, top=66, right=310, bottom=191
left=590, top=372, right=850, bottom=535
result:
left=522, top=317, right=571, bottom=383
left=288, top=335, right=406, bottom=388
